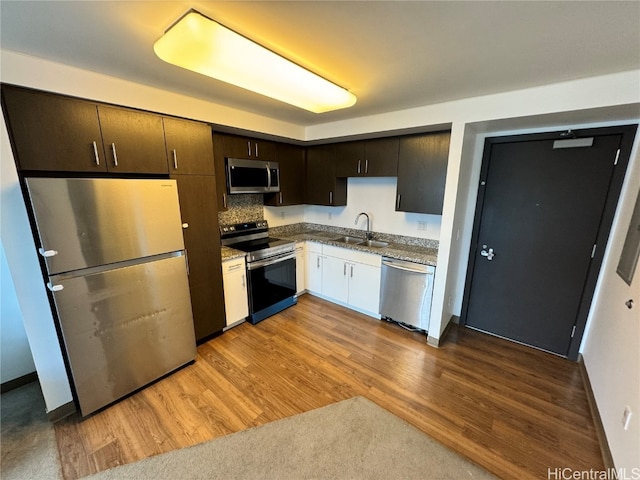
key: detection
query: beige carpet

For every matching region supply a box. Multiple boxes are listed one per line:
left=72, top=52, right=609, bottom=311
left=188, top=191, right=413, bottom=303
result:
left=86, top=396, right=495, bottom=480
left=1, top=382, right=62, bottom=480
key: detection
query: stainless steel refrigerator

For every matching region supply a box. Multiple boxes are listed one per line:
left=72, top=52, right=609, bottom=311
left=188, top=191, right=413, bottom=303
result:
left=25, top=177, right=196, bottom=416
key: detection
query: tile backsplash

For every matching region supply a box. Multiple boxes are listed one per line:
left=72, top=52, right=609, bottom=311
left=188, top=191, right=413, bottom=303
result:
left=218, top=194, right=264, bottom=225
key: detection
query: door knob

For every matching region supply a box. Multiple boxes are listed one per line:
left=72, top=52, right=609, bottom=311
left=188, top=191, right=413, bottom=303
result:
left=480, top=245, right=495, bottom=261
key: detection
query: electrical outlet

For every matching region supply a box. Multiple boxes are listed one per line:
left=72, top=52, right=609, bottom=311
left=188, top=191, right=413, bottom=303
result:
left=417, top=221, right=427, bottom=231
left=280, top=211, right=285, bottom=219
left=447, top=296, right=452, bottom=307
left=622, top=406, right=632, bottom=431
left=328, top=212, right=333, bottom=220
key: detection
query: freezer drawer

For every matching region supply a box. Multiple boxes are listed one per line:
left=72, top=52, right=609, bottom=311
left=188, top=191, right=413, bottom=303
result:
left=379, top=257, right=435, bottom=331
left=48, top=254, right=196, bottom=416
left=26, top=177, right=185, bottom=275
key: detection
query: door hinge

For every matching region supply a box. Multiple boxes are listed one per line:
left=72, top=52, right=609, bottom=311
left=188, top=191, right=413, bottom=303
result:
left=614, top=148, right=620, bottom=166
left=591, top=244, right=597, bottom=258
left=571, top=325, right=576, bottom=338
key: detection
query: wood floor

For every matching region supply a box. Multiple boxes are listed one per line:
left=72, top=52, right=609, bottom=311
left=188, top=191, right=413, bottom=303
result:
left=54, top=294, right=603, bottom=479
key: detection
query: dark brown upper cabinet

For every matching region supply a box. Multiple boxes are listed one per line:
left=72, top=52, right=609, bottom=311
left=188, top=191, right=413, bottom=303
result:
left=212, top=132, right=229, bottom=211
left=2, top=84, right=107, bottom=172
left=1, top=85, right=168, bottom=174
left=98, top=105, right=167, bottom=174
left=305, top=144, right=347, bottom=206
left=396, top=131, right=450, bottom=215
left=335, top=137, right=399, bottom=177
left=163, top=117, right=215, bottom=175
left=222, top=134, right=276, bottom=161
left=265, top=142, right=305, bottom=206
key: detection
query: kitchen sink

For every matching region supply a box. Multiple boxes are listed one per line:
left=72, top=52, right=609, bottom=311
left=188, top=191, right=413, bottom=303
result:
left=332, top=236, right=365, bottom=244
left=358, top=240, right=389, bottom=248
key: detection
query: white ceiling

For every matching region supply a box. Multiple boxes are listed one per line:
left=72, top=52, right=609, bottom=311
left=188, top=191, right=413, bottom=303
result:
left=1, top=1, right=639, bottom=127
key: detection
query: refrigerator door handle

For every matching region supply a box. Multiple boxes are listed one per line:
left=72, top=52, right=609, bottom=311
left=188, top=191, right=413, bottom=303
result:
left=38, top=248, right=59, bottom=257
left=46, top=282, right=64, bottom=292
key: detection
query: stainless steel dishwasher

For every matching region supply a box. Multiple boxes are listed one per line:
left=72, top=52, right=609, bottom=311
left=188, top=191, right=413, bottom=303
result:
left=379, top=257, right=435, bottom=332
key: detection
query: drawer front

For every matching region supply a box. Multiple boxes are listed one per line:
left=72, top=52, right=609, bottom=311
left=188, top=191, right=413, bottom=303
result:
left=222, top=258, right=246, bottom=275
left=322, top=245, right=381, bottom=267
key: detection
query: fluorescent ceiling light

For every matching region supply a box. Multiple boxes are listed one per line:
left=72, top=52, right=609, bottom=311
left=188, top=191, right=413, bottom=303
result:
left=154, top=10, right=357, bottom=113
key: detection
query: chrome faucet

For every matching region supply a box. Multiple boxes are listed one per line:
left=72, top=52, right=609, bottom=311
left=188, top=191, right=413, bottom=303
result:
left=355, top=212, right=373, bottom=240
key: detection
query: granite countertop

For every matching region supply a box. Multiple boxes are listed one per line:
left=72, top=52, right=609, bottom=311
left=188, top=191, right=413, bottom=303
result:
left=221, top=246, right=246, bottom=261
left=273, top=224, right=438, bottom=266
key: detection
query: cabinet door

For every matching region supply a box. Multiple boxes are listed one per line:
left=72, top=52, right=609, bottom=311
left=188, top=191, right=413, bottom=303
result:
left=223, top=134, right=276, bottom=161
left=222, top=260, right=249, bottom=325
left=212, top=132, right=229, bottom=211
left=396, top=131, right=450, bottom=214
left=295, top=243, right=306, bottom=295
left=335, top=141, right=364, bottom=177
left=99, top=105, right=168, bottom=174
left=173, top=175, right=225, bottom=341
left=348, top=262, right=382, bottom=314
left=322, top=256, right=349, bottom=304
left=365, top=137, right=399, bottom=176
left=305, top=251, right=323, bottom=294
left=305, top=144, right=347, bottom=206
left=1, top=85, right=107, bottom=172
left=265, top=143, right=305, bottom=206
left=164, top=117, right=215, bottom=175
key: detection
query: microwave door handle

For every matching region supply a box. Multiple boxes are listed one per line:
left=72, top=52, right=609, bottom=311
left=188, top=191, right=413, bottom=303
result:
left=266, top=163, right=272, bottom=189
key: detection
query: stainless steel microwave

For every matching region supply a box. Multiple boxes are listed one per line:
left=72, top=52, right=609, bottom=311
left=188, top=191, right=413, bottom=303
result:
left=226, top=158, right=280, bottom=194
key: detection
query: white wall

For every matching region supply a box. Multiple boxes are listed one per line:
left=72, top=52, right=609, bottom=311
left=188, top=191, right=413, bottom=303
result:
left=581, top=139, right=640, bottom=471
left=0, top=240, right=36, bottom=383
left=303, top=177, right=441, bottom=239
left=0, top=113, right=73, bottom=412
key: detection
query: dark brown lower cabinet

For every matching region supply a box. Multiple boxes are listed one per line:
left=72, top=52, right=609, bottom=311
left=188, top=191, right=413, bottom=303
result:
left=172, top=174, right=225, bottom=341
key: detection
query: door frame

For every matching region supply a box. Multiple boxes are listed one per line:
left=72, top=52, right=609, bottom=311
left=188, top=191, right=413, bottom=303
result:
left=460, top=125, right=637, bottom=360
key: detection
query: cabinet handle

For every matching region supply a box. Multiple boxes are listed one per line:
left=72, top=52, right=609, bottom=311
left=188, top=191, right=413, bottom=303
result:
left=343, top=262, right=347, bottom=276
left=172, top=149, right=178, bottom=170
left=255, top=142, right=259, bottom=157
left=242, top=274, right=246, bottom=288
left=247, top=141, right=252, bottom=157
left=329, top=191, right=333, bottom=204
left=182, top=223, right=189, bottom=229
left=317, top=257, right=320, bottom=269
left=92, top=141, right=100, bottom=166
left=222, top=193, right=227, bottom=209
left=280, top=192, right=283, bottom=204
left=111, top=143, right=118, bottom=167
left=396, top=193, right=401, bottom=209
left=357, top=160, right=361, bottom=174
left=365, top=159, right=369, bottom=174
left=350, top=264, right=354, bottom=278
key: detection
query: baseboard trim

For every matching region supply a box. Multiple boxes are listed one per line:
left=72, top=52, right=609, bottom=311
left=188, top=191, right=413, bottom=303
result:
left=47, top=401, right=76, bottom=423
left=0, top=371, right=38, bottom=393
left=578, top=354, right=614, bottom=470
left=427, top=315, right=458, bottom=347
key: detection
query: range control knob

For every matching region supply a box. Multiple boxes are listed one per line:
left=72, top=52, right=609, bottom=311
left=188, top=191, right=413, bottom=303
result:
left=222, top=227, right=228, bottom=232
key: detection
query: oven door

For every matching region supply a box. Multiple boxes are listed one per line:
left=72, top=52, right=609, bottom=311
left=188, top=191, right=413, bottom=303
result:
left=246, top=251, right=297, bottom=323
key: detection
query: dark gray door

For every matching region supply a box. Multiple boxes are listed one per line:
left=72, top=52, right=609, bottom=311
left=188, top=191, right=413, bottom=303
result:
left=462, top=132, right=623, bottom=356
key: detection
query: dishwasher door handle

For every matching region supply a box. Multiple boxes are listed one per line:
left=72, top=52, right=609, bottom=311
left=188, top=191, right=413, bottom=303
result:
left=382, top=259, right=432, bottom=274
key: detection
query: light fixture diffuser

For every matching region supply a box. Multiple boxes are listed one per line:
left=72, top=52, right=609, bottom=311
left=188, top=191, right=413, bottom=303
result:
left=154, top=10, right=357, bottom=113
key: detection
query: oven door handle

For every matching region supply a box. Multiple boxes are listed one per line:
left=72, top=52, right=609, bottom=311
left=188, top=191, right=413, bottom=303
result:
left=247, top=252, right=296, bottom=270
